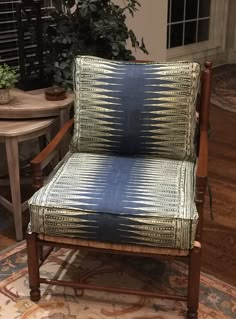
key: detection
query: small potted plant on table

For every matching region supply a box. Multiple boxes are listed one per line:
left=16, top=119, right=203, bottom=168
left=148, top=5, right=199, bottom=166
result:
left=0, top=64, right=17, bottom=104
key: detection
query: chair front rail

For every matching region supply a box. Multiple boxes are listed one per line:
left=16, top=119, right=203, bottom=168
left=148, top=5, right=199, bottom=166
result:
left=37, top=236, right=190, bottom=256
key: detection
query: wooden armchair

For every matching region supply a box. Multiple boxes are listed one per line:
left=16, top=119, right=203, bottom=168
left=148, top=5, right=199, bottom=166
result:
left=27, top=56, right=211, bottom=319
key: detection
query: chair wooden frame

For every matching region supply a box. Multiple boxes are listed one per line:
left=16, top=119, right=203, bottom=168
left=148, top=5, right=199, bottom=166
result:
left=26, top=62, right=212, bottom=319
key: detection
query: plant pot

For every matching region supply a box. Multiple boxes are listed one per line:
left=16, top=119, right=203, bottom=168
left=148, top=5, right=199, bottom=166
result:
left=0, top=89, right=11, bottom=104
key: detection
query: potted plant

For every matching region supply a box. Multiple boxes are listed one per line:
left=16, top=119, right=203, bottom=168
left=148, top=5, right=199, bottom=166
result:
left=43, top=0, right=148, bottom=89
left=0, top=64, right=17, bottom=104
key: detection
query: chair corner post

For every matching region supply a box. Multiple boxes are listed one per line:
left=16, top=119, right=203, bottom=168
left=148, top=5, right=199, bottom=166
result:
left=200, top=61, right=212, bottom=132
left=31, top=162, right=44, bottom=190
left=26, top=231, right=41, bottom=302
left=187, top=242, right=202, bottom=319
left=195, top=176, right=207, bottom=241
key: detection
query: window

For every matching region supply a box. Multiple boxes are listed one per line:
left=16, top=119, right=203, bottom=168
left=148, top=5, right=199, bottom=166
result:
left=0, top=0, right=53, bottom=68
left=167, top=0, right=228, bottom=62
left=167, top=0, right=211, bottom=48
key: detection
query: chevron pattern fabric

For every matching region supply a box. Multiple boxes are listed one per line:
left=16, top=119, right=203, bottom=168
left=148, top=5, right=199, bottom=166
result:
left=71, top=56, right=200, bottom=160
left=29, top=56, right=201, bottom=249
left=29, top=152, right=198, bottom=249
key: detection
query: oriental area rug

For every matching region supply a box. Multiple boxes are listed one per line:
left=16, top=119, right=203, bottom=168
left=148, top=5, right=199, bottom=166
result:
left=0, top=241, right=235, bottom=319
left=211, top=64, right=236, bottom=113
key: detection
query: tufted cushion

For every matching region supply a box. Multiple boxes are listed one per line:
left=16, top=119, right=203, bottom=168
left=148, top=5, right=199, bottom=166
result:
left=71, top=56, right=201, bottom=160
left=29, top=152, right=198, bottom=250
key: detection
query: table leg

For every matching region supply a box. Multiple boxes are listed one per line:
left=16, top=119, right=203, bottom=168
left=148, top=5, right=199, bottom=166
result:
left=59, top=108, right=70, bottom=128
left=5, top=137, right=23, bottom=241
left=38, top=135, right=47, bottom=151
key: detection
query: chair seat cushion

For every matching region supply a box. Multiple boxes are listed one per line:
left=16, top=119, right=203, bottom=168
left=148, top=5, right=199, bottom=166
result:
left=29, top=152, right=198, bottom=249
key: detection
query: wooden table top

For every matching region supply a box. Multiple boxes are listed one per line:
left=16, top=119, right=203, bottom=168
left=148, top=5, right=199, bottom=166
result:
left=0, top=118, right=56, bottom=137
left=0, top=89, right=74, bottom=119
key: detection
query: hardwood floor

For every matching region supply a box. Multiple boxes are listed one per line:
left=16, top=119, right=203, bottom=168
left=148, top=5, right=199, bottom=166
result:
left=201, top=104, right=236, bottom=286
left=202, top=220, right=236, bottom=286
left=208, top=105, right=236, bottom=228
left=0, top=105, right=235, bottom=286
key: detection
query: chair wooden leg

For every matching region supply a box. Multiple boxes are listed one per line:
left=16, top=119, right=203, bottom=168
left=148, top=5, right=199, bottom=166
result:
left=187, top=242, right=202, bottom=319
left=26, top=232, right=41, bottom=301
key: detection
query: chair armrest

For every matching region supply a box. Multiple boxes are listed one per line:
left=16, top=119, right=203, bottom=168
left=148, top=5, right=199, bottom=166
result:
left=31, top=118, right=74, bottom=189
left=196, top=61, right=212, bottom=179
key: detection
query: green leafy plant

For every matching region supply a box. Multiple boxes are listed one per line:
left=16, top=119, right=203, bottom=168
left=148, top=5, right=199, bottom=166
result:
left=0, top=64, right=17, bottom=89
left=43, top=0, right=148, bottom=88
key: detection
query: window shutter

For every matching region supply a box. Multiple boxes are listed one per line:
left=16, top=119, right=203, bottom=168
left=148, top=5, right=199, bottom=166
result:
left=0, top=0, right=53, bottom=68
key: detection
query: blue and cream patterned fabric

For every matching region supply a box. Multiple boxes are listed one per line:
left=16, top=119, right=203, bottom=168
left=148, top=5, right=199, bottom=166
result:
left=29, top=56, right=201, bottom=250
left=29, top=152, right=198, bottom=249
left=71, top=56, right=201, bottom=160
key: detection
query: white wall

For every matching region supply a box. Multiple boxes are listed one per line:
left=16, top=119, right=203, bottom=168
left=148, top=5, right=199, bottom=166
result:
left=226, top=0, right=236, bottom=63
left=115, top=0, right=168, bottom=61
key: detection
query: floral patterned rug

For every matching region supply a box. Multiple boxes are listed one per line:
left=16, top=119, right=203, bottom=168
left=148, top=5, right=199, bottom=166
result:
left=0, top=242, right=235, bottom=319
left=211, top=64, right=236, bottom=113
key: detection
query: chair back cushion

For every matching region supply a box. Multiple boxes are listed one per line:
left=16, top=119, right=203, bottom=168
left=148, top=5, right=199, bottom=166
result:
left=71, top=56, right=201, bottom=160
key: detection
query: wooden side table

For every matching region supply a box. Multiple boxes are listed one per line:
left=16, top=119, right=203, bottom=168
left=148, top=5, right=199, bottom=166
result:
left=0, top=89, right=73, bottom=124
left=0, top=119, right=56, bottom=241
left=0, top=89, right=74, bottom=157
